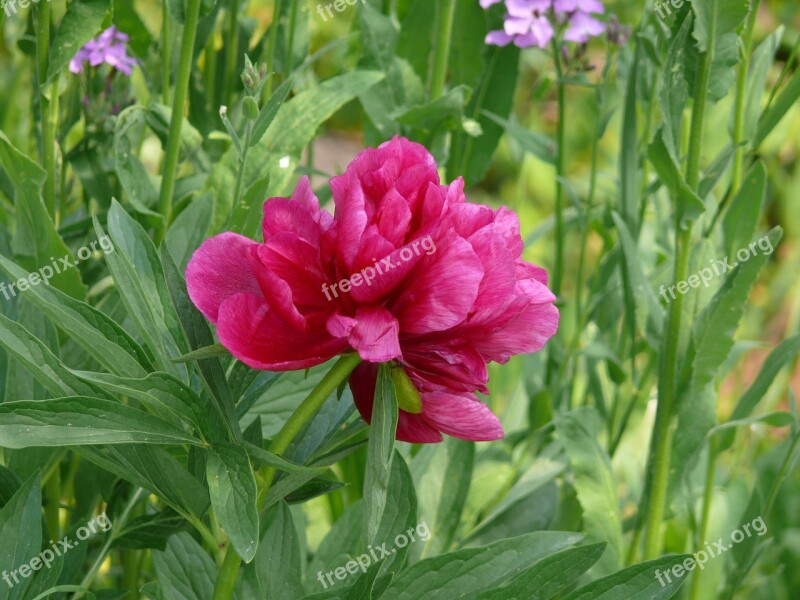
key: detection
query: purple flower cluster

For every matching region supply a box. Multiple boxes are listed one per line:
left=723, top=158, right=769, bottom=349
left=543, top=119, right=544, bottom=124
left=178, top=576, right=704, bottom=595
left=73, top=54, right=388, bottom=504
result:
left=69, top=27, right=137, bottom=76
left=482, top=0, right=606, bottom=48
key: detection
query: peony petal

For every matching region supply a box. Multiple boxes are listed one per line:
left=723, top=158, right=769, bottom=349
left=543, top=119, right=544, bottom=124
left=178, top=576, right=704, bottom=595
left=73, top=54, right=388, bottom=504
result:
left=186, top=232, right=262, bottom=323
left=421, top=392, right=504, bottom=441
left=216, top=293, right=347, bottom=370
left=327, top=306, right=402, bottom=362
left=391, top=231, right=483, bottom=334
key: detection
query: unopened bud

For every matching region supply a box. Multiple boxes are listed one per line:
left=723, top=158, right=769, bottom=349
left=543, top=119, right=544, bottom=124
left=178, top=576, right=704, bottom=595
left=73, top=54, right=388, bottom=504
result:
left=243, top=96, right=259, bottom=120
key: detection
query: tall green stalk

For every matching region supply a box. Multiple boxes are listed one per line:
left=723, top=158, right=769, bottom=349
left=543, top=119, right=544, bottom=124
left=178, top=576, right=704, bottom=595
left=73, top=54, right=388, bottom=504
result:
left=212, top=354, right=362, bottom=600
left=643, top=34, right=714, bottom=560
left=429, top=0, right=456, bottom=100
left=36, top=0, right=58, bottom=221
left=264, top=0, right=286, bottom=97
left=162, top=0, right=171, bottom=104
left=224, top=0, right=239, bottom=107
left=158, top=0, right=203, bottom=240
left=551, top=40, right=566, bottom=297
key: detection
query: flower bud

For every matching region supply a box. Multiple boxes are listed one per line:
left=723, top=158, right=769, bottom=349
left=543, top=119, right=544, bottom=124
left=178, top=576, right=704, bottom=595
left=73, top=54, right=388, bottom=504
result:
left=243, top=96, right=259, bottom=120
left=389, top=364, right=423, bottom=414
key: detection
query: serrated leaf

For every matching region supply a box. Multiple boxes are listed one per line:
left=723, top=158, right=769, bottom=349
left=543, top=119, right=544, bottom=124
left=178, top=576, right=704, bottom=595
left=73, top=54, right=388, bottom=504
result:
left=722, top=161, right=766, bottom=258
left=363, top=364, right=398, bottom=545
left=207, top=443, right=259, bottom=562
left=0, top=397, right=201, bottom=447
left=563, top=554, right=691, bottom=600
left=0, top=254, right=151, bottom=377
left=381, top=531, right=583, bottom=600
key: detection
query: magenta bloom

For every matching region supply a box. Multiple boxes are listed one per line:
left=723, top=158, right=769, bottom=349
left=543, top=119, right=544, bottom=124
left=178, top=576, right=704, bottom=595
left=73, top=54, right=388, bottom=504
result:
left=187, top=138, right=559, bottom=443
left=69, top=27, right=137, bottom=75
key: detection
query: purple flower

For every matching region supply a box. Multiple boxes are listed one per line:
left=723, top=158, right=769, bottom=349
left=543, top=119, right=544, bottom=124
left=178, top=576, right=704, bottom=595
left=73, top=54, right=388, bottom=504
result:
left=482, top=0, right=608, bottom=48
left=553, top=0, right=604, bottom=14
left=563, top=11, right=606, bottom=43
left=69, top=27, right=137, bottom=76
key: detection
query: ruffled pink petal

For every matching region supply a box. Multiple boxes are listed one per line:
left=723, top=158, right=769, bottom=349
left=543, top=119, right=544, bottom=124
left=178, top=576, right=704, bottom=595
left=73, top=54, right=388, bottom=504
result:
left=327, top=306, right=402, bottom=362
left=391, top=231, right=483, bottom=334
left=262, top=177, right=332, bottom=244
left=186, top=232, right=262, bottom=323
left=421, top=391, right=504, bottom=441
left=216, top=293, right=346, bottom=370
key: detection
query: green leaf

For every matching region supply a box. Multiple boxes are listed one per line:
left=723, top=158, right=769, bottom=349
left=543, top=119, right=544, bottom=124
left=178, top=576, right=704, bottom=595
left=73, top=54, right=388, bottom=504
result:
left=0, top=397, right=201, bottom=447
left=381, top=531, right=583, bottom=600
left=0, top=474, right=41, bottom=600
left=742, top=28, right=783, bottom=144
left=0, top=314, right=111, bottom=399
left=476, top=543, right=606, bottom=600
left=113, top=107, right=163, bottom=224
left=205, top=71, right=384, bottom=233
left=112, top=509, right=187, bottom=550
left=251, top=76, right=295, bottom=146
left=161, top=246, right=240, bottom=443
left=554, top=408, right=622, bottom=575
left=370, top=452, right=418, bottom=574
left=255, top=502, right=304, bottom=600
left=464, top=457, right=562, bottom=548
left=410, top=438, right=474, bottom=560
left=0, top=254, right=151, bottom=377
left=152, top=532, right=216, bottom=600
left=242, top=441, right=325, bottom=476
left=647, top=131, right=706, bottom=225
left=481, top=110, right=556, bottom=165
left=170, top=344, right=229, bottom=363
left=79, top=445, right=209, bottom=518
left=96, top=201, right=189, bottom=375
left=719, top=334, right=800, bottom=451
left=72, top=371, right=227, bottom=443
left=690, top=0, right=750, bottom=102
left=363, top=364, right=399, bottom=545
left=0, top=131, right=85, bottom=299
left=755, top=61, right=800, bottom=146
left=306, top=502, right=364, bottom=589
left=722, top=161, right=767, bottom=258
left=670, top=227, right=783, bottom=492
left=45, top=0, right=111, bottom=85
left=206, top=443, right=259, bottom=562
left=563, top=555, right=691, bottom=600
left=29, top=587, right=95, bottom=600
left=166, top=194, right=213, bottom=272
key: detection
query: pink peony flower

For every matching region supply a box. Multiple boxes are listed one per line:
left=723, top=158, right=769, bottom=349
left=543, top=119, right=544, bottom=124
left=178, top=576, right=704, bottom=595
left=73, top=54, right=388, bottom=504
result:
left=187, top=137, right=559, bottom=443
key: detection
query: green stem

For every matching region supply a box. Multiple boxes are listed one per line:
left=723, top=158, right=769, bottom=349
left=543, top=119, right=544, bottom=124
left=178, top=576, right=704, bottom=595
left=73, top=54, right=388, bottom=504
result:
left=730, top=0, right=761, bottom=192
left=204, top=34, right=218, bottom=111
left=72, top=488, right=146, bottom=600
left=642, top=33, right=713, bottom=559
left=44, top=467, right=60, bottom=540
left=157, top=0, right=203, bottom=240
left=162, top=0, right=171, bottom=104
left=228, top=120, right=253, bottom=223
left=688, top=439, right=717, bottom=600
left=213, top=354, right=361, bottom=600
left=224, top=0, right=239, bottom=108
left=36, top=0, right=57, bottom=220
left=286, top=0, right=299, bottom=75
left=429, top=0, right=456, bottom=100
left=265, top=0, right=285, bottom=97
left=551, top=39, right=566, bottom=298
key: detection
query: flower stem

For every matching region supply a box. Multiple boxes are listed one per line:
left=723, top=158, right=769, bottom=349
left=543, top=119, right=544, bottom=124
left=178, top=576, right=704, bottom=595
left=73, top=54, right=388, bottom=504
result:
left=429, top=0, right=456, bottom=100
left=157, top=0, right=203, bottom=241
left=162, top=0, right=171, bottom=104
left=551, top=40, right=566, bottom=297
left=643, top=35, right=713, bottom=560
left=224, top=0, right=239, bottom=108
left=36, top=0, right=58, bottom=221
left=731, top=0, right=760, bottom=192
left=213, top=354, right=361, bottom=600
left=228, top=119, right=253, bottom=223
left=264, top=0, right=285, bottom=97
